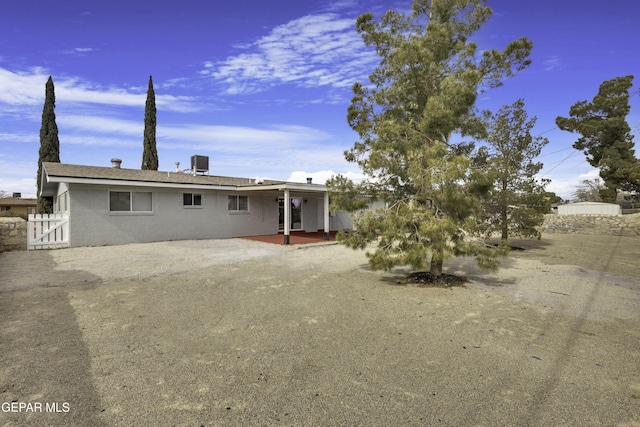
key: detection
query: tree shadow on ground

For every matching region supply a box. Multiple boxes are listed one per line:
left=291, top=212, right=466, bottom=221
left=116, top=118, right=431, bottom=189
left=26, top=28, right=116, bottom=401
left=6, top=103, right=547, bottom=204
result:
left=489, top=237, right=553, bottom=253
left=0, top=251, right=107, bottom=427
left=377, top=248, right=526, bottom=288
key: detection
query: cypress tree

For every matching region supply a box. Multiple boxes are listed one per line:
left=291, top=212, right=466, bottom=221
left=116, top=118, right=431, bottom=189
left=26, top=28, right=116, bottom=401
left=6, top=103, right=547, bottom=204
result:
left=141, top=75, right=159, bottom=170
left=36, top=76, right=61, bottom=214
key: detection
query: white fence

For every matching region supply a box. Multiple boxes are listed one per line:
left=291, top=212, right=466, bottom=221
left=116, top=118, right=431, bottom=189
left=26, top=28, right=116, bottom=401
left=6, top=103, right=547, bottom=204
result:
left=28, top=213, right=69, bottom=250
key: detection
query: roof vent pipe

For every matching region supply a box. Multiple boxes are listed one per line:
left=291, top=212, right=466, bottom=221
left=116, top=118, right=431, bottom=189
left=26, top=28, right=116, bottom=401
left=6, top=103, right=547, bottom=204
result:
left=306, top=177, right=312, bottom=184
left=111, top=158, right=122, bottom=169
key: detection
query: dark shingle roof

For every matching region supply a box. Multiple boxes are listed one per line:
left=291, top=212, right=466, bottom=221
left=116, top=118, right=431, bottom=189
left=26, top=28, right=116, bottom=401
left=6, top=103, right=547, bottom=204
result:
left=43, top=162, right=284, bottom=187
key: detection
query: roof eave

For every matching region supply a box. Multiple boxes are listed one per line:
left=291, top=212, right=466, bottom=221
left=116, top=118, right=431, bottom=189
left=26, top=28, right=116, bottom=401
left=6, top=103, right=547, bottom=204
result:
left=237, top=182, right=327, bottom=192
left=40, top=164, right=58, bottom=197
left=45, top=176, right=239, bottom=191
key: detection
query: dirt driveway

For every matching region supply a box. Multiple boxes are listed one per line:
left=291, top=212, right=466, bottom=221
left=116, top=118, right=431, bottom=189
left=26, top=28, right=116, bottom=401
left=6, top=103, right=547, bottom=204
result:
left=1, top=234, right=639, bottom=426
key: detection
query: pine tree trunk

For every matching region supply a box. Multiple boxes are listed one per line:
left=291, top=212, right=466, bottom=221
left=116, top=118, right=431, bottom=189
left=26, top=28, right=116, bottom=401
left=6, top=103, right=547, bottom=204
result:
left=501, top=179, right=508, bottom=240
left=430, top=258, right=443, bottom=277
left=501, top=210, right=508, bottom=240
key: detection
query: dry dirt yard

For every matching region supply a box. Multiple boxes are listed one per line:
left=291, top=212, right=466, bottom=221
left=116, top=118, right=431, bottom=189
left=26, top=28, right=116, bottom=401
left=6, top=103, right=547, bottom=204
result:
left=0, top=234, right=639, bottom=426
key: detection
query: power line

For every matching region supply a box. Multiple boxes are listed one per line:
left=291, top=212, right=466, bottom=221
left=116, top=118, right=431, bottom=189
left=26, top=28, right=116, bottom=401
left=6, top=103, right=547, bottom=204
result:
left=559, top=158, right=591, bottom=175
left=539, top=146, right=574, bottom=158
left=534, top=126, right=558, bottom=137
left=541, top=149, right=581, bottom=178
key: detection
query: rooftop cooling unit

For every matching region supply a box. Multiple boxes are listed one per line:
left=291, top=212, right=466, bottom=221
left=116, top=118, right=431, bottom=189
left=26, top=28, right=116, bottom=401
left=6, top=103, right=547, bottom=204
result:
left=191, top=155, right=209, bottom=174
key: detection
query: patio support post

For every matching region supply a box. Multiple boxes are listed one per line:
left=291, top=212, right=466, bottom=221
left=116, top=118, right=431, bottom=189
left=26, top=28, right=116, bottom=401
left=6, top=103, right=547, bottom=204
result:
left=284, top=188, right=290, bottom=245
left=323, top=191, right=330, bottom=240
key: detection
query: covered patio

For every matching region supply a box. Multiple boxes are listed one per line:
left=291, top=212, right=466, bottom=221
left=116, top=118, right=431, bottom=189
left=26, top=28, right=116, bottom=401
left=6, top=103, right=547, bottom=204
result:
left=237, top=181, right=331, bottom=245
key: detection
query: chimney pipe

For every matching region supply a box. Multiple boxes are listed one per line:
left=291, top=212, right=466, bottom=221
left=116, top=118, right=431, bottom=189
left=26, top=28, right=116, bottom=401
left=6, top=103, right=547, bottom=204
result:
left=111, top=158, right=122, bottom=169
left=175, top=162, right=180, bottom=172
left=306, top=177, right=312, bottom=184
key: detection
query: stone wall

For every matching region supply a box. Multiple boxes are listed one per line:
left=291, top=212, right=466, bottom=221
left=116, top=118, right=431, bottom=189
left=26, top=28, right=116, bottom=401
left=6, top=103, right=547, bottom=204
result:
left=0, top=217, right=27, bottom=252
left=540, top=213, right=640, bottom=236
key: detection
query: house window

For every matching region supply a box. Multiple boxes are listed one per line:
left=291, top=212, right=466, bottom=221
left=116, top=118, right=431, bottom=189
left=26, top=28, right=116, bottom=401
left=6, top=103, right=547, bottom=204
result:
left=109, top=191, right=152, bottom=212
left=228, top=195, right=248, bottom=212
left=55, top=191, right=68, bottom=213
left=183, top=193, right=202, bottom=207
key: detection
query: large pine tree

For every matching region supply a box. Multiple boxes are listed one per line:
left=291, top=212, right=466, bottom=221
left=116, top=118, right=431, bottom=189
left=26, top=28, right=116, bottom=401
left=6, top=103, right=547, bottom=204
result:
left=556, top=75, right=640, bottom=202
left=36, top=76, right=61, bottom=214
left=141, top=75, right=159, bottom=170
left=328, top=0, right=532, bottom=276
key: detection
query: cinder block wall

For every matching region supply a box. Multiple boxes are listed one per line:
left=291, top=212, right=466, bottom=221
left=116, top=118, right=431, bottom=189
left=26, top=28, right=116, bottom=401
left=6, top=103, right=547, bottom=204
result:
left=540, top=213, right=640, bottom=236
left=0, top=217, right=27, bottom=251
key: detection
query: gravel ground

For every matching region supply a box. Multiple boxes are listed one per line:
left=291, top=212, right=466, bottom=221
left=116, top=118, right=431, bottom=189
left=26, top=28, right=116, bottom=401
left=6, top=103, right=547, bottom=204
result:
left=0, top=234, right=639, bottom=426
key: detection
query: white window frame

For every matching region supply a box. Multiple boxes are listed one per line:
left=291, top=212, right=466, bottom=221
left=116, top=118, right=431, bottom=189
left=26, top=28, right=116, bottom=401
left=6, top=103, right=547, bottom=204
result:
left=228, top=195, right=249, bottom=213
left=109, top=191, right=153, bottom=214
left=55, top=191, right=69, bottom=213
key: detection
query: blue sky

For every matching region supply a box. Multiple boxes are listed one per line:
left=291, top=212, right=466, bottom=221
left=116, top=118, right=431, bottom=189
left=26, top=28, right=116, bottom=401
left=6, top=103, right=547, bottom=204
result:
left=1, top=0, right=638, bottom=200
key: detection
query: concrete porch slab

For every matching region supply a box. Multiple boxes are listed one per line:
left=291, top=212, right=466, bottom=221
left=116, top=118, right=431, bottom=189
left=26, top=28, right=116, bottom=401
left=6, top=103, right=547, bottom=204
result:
left=240, top=231, right=338, bottom=245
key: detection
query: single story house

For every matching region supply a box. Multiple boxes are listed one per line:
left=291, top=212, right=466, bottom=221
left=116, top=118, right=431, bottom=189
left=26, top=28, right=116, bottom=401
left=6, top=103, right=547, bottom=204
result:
left=0, top=197, right=37, bottom=217
left=39, top=159, right=351, bottom=247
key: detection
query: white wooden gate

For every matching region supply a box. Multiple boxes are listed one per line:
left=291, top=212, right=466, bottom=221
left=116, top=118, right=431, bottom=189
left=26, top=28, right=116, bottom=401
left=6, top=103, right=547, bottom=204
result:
left=28, top=213, right=69, bottom=250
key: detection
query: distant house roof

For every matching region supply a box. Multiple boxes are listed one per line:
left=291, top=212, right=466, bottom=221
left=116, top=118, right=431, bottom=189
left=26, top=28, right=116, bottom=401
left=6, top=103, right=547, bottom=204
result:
left=564, top=202, right=611, bottom=205
left=0, top=198, right=37, bottom=207
left=41, top=162, right=326, bottom=196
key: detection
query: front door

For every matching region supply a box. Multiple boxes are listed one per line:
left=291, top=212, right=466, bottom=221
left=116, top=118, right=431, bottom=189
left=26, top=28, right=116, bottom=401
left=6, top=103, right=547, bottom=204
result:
left=278, top=197, right=302, bottom=231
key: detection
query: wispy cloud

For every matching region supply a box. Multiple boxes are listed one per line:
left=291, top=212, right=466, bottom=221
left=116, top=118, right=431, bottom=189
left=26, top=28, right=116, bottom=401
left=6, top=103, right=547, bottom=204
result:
left=320, top=0, right=360, bottom=12
left=543, top=55, right=562, bottom=71
left=157, top=122, right=346, bottom=176
left=50, top=113, right=345, bottom=174
left=63, top=47, right=97, bottom=55
left=59, top=115, right=142, bottom=136
left=161, top=123, right=330, bottom=146
left=0, top=67, right=46, bottom=106
left=56, top=115, right=332, bottom=152
left=62, top=134, right=140, bottom=148
left=578, top=169, right=600, bottom=180
left=0, top=132, right=38, bottom=144
left=0, top=67, right=201, bottom=112
left=0, top=159, right=38, bottom=196
left=204, top=13, right=377, bottom=95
